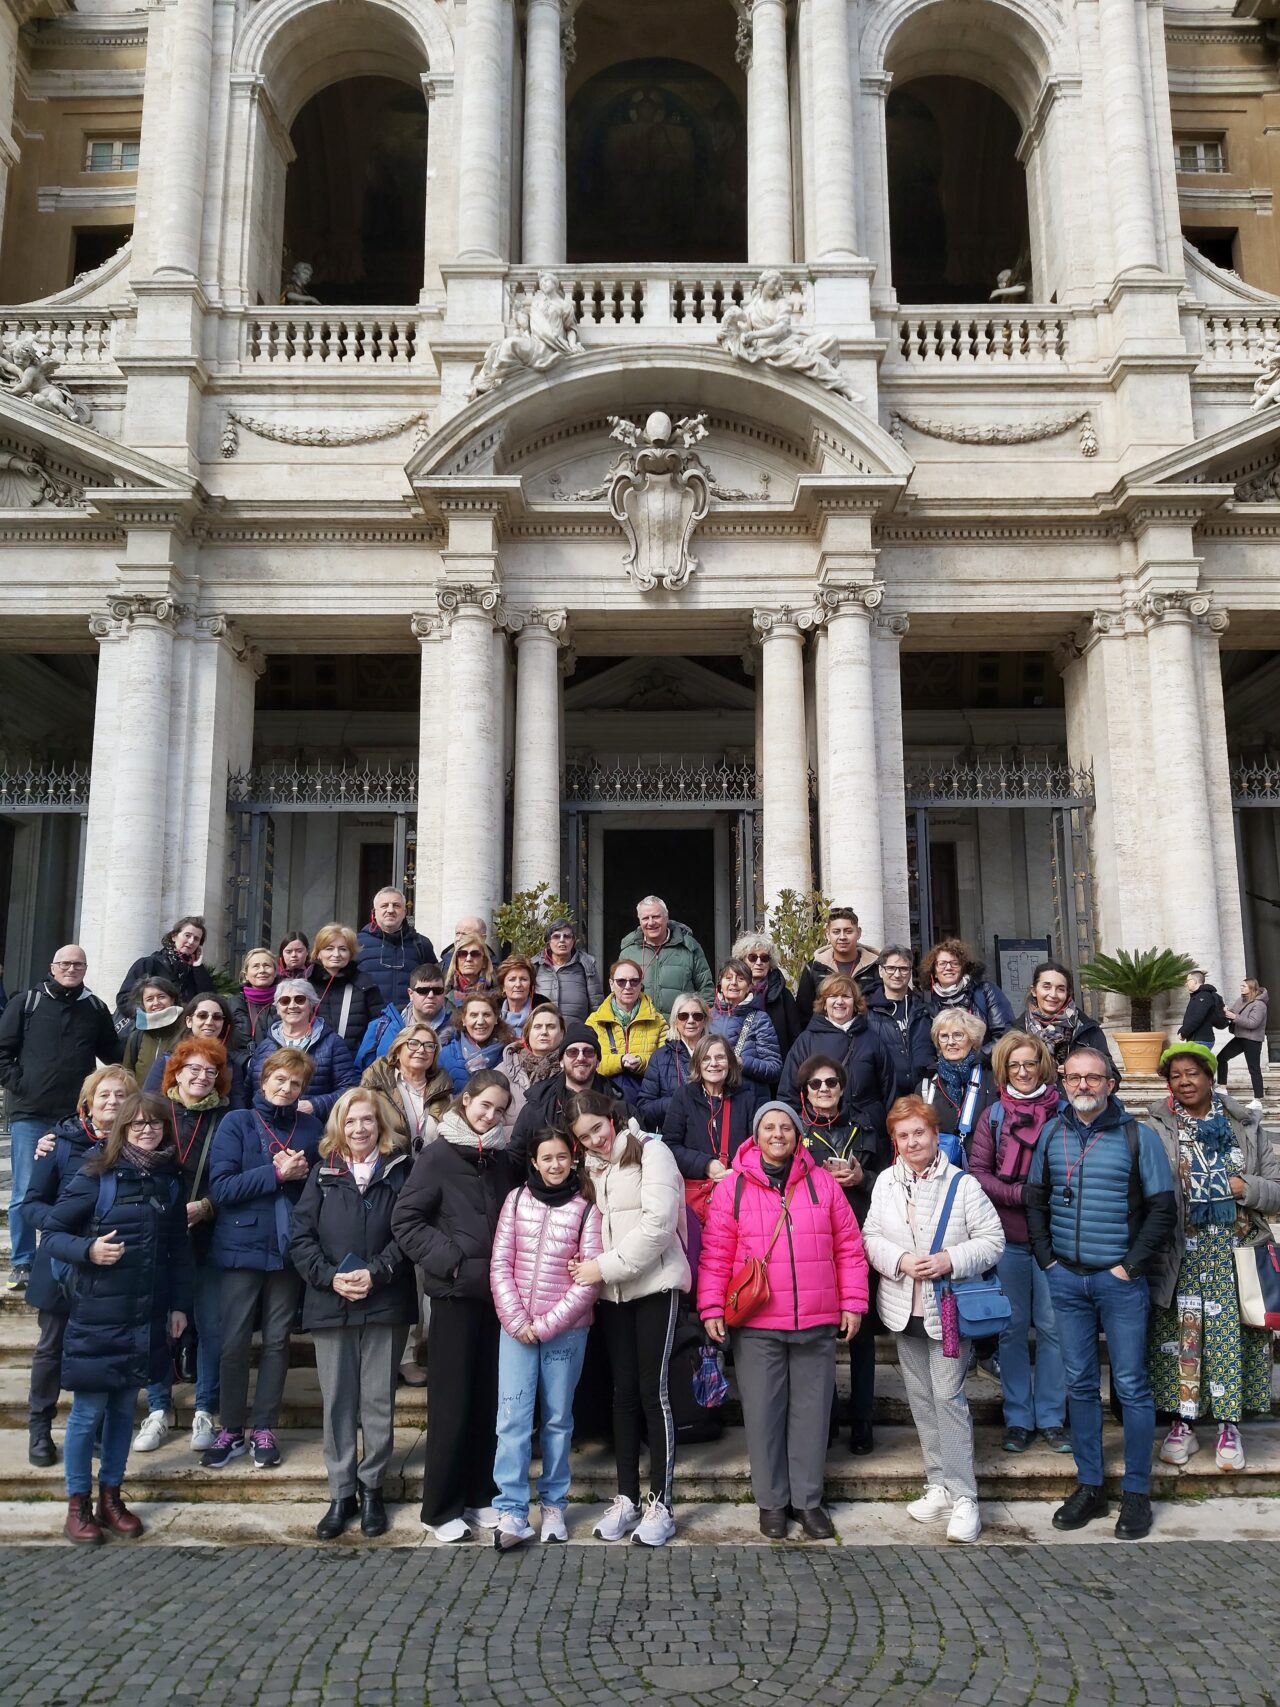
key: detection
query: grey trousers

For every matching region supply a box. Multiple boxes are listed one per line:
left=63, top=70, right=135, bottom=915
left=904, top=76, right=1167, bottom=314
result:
left=313, top=1323, right=409, bottom=1499
left=897, top=1332, right=978, bottom=1502
left=731, top=1325, right=836, bottom=1512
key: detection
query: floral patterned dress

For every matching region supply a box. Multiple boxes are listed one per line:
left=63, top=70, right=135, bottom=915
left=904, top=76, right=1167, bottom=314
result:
left=1148, top=1101, right=1273, bottom=1423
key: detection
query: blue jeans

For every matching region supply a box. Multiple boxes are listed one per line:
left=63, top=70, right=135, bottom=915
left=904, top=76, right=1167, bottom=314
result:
left=1047, top=1263, right=1154, bottom=1493
left=998, top=1242, right=1066, bottom=1431
left=493, top=1326, right=588, bottom=1519
left=7, top=1116, right=47, bottom=1269
left=64, top=1387, right=136, bottom=1496
left=148, top=1261, right=222, bottom=1416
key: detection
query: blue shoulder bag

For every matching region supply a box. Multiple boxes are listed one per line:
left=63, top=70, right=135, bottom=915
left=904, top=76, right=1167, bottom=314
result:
left=931, top=1172, right=1011, bottom=1339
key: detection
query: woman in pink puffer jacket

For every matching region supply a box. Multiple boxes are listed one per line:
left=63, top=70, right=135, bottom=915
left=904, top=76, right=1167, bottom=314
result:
left=489, top=1129, right=603, bottom=1548
left=698, top=1100, right=869, bottom=1540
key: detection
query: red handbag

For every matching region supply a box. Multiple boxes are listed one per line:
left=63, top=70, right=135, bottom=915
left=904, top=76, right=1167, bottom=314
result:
left=683, top=1099, right=733, bottom=1228
left=723, top=1182, right=797, bottom=1328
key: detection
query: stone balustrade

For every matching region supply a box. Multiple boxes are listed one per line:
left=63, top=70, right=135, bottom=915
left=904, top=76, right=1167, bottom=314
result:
left=0, top=309, right=118, bottom=370
left=1199, top=311, right=1280, bottom=364
left=885, top=309, right=1072, bottom=366
left=505, top=265, right=814, bottom=330
left=241, top=310, right=424, bottom=366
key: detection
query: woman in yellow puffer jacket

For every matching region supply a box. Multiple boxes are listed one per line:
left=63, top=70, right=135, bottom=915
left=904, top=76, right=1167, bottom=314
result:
left=587, top=959, right=669, bottom=1107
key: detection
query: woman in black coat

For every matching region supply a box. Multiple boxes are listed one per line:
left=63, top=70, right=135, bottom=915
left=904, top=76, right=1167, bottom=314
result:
left=390, top=1068, right=524, bottom=1542
left=731, top=933, right=803, bottom=1060
left=1009, top=959, right=1120, bottom=1083
left=41, top=1090, right=193, bottom=1545
left=291, top=1085, right=417, bottom=1540
left=662, top=1034, right=757, bottom=1184
left=309, top=924, right=387, bottom=1054
left=778, top=975, right=898, bottom=1140
left=115, top=915, right=216, bottom=1017
left=142, top=993, right=250, bottom=1111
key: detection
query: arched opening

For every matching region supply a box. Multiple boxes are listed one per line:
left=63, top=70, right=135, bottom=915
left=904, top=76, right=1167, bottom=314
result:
left=282, top=75, right=426, bottom=303
left=566, top=57, right=746, bottom=262
left=887, top=77, right=1030, bottom=303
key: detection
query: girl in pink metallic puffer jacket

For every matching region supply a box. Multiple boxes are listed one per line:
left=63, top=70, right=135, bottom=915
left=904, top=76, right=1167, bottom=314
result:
left=489, top=1130, right=603, bottom=1548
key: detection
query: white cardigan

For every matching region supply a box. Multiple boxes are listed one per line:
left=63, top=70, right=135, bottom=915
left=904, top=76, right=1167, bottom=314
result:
left=862, top=1160, right=1005, bottom=1341
left=587, top=1132, right=691, bottom=1304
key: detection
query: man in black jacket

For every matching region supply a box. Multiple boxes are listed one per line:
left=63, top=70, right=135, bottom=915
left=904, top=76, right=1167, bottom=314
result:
left=356, top=888, right=437, bottom=1009
left=863, top=944, right=934, bottom=1095
left=1179, top=970, right=1226, bottom=1046
left=0, top=945, right=121, bottom=1290
left=511, top=1021, right=623, bottom=1147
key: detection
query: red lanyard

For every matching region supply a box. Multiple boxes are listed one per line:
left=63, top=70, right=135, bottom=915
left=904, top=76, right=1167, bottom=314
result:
left=706, top=1096, right=731, bottom=1165
left=79, top=1116, right=100, bottom=1147
left=170, top=1103, right=205, bottom=1166
left=255, top=1108, right=297, bottom=1154
left=1062, top=1124, right=1108, bottom=1192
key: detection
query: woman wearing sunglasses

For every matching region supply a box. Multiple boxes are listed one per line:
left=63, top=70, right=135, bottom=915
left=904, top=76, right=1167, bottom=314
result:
left=587, top=960, right=668, bottom=1106
left=637, top=995, right=709, bottom=1128
left=247, top=979, right=359, bottom=1121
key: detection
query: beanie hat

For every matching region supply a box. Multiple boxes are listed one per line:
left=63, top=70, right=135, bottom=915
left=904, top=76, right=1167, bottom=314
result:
left=1159, top=1040, right=1217, bottom=1078
left=544, top=918, right=574, bottom=944
left=562, top=1021, right=600, bottom=1057
left=752, top=1099, right=802, bottom=1138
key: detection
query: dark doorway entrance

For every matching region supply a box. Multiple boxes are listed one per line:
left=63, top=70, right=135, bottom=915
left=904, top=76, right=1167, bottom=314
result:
left=602, top=829, right=715, bottom=970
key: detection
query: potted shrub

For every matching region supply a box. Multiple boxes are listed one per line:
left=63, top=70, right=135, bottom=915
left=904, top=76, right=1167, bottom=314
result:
left=1078, top=948, right=1198, bottom=1075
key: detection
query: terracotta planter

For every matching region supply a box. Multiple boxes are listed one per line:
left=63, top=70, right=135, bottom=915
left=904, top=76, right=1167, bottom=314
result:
left=1113, top=1031, right=1168, bottom=1075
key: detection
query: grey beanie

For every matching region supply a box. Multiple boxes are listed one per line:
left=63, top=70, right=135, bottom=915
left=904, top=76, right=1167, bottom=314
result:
left=752, top=1099, right=802, bottom=1138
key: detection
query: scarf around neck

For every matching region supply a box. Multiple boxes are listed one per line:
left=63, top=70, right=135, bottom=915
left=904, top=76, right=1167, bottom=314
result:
left=932, top=973, right=972, bottom=1007
left=121, top=1137, right=178, bottom=1172
left=244, top=983, right=277, bottom=1006
left=1172, top=1095, right=1239, bottom=1227
left=166, top=1085, right=222, bottom=1112
left=525, top=1170, right=582, bottom=1208
left=935, top=1051, right=978, bottom=1107
left=439, top=1108, right=507, bottom=1153
left=1022, top=1000, right=1080, bottom=1063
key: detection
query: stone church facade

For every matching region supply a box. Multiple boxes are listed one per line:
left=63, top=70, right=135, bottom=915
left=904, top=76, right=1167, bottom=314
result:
left=1, top=0, right=1280, bottom=1025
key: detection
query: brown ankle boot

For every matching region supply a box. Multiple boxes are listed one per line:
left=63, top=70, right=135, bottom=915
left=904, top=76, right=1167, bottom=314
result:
left=95, top=1484, right=144, bottom=1538
left=65, top=1495, right=103, bottom=1545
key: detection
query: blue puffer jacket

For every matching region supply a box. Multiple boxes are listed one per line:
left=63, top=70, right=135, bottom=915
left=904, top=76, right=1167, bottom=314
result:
left=636, top=1038, right=696, bottom=1129
left=708, top=997, right=782, bottom=1088
left=208, top=1093, right=324, bottom=1271
left=22, top=1115, right=100, bottom=1316
left=356, top=922, right=437, bottom=1009
left=1025, top=1095, right=1177, bottom=1276
left=439, top=1032, right=507, bottom=1093
left=249, top=1018, right=358, bottom=1121
left=41, top=1157, right=193, bottom=1390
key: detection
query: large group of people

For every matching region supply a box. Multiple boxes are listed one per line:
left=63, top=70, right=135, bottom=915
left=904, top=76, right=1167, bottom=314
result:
left=1, top=891, right=1276, bottom=1549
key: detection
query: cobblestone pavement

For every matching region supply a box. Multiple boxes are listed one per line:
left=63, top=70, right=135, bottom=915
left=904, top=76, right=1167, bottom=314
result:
left=4, top=1543, right=1278, bottom=1707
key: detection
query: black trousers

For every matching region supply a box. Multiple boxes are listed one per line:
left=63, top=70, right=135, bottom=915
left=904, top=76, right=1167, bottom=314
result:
left=219, top=1266, right=301, bottom=1432
left=29, top=1310, right=67, bottom=1424
left=597, top=1290, right=679, bottom=1508
left=1217, top=1037, right=1265, bottom=1100
left=421, top=1297, right=500, bottom=1525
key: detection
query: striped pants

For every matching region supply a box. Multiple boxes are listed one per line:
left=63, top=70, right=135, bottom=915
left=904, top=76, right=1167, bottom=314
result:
left=897, top=1332, right=978, bottom=1502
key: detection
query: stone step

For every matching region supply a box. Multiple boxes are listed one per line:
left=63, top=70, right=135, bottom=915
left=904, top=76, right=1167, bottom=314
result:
left=3, top=1417, right=1279, bottom=1504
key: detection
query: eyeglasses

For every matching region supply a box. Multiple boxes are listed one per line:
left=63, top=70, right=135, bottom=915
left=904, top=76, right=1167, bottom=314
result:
left=613, top=976, right=641, bottom=987
left=412, top=986, right=445, bottom=997
left=182, top=1065, right=217, bottom=1079
left=1062, top=1073, right=1108, bottom=1088
left=403, top=1040, right=433, bottom=1054
left=1007, top=1059, right=1041, bottom=1073
left=676, top=1011, right=704, bottom=1023
left=563, top=1046, right=597, bottom=1060
left=807, top=1076, right=841, bottom=1090
left=277, top=995, right=311, bottom=1007
left=457, top=949, right=483, bottom=960
left=743, top=952, right=771, bottom=964
left=52, top=960, right=86, bottom=970
left=129, top=1117, right=162, bottom=1131
left=882, top=964, right=911, bottom=976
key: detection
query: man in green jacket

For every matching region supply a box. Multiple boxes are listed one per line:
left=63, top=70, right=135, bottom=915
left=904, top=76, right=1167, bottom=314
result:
left=620, top=895, right=714, bottom=1015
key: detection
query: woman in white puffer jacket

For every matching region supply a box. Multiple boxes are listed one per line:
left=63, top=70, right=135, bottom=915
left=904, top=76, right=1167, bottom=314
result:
left=565, top=1091, right=691, bottom=1549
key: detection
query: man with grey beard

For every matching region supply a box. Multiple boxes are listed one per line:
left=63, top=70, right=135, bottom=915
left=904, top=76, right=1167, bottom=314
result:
left=1025, top=1046, right=1175, bottom=1541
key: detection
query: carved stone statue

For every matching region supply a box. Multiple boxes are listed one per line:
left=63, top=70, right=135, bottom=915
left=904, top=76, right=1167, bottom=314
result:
left=607, top=410, right=711, bottom=592
left=717, top=270, right=861, bottom=402
left=283, top=261, right=320, bottom=305
left=0, top=337, right=91, bottom=425
left=0, top=451, right=79, bottom=508
left=989, top=268, right=1027, bottom=302
left=1251, top=334, right=1280, bottom=413
left=469, top=272, right=583, bottom=398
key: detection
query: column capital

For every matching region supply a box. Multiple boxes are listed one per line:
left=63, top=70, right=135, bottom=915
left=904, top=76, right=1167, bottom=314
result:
left=734, top=3, right=752, bottom=69
left=90, top=595, right=188, bottom=638
left=506, top=606, right=571, bottom=643
left=753, top=602, right=821, bottom=639
left=1131, top=588, right=1228, bottom=634
left=812, top=580, right=886, bottom=626
left=436, top=583, right=507, bottom=627
left=872, top=609, right=909, bottom=640
left=196, top=613, right=266, bottom=675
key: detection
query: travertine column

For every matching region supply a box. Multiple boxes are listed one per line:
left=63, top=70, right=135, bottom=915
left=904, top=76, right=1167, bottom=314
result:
left=154, top=0, right=216, bottom=275
left=439, top=587, right=505, bottom=928
left=753, top=608, right=813, bottom=910
left=744, top=0, right=794, bottom=264
left=80, top=598, right=178, bottom=1000
left=511, top=610, right=568, bottom=892
left=820, top=587, right=883, bottom=943
left=1096, top=0, right=1159, bottom=275
left=457, top=0, right=509, bottom=259
left=1194, top=612, right=1247, bottom=996
left=873, top=610, right=911, bottom=946
left=522, top=0, right=568, bottom=266
left=0, top=0, right=21, bottom=250
left=808, top=0, right=858, bottom=257
left=413, top=612, right=451, bottom=945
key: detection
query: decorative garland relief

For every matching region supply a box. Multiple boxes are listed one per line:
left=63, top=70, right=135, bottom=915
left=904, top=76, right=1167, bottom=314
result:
left=889, top=408, right=1098, bottom=457
left=220, top=410, right=431, bottom=459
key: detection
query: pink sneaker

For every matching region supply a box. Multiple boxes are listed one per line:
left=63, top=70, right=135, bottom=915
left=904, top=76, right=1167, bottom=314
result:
left=1159, top=1420, right=1198, bottom=1466
left=1215, top=1423, right=1245, bottom=1471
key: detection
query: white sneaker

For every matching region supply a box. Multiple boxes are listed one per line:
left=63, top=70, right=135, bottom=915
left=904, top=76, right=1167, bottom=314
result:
left=1215, top=1423, right=1246, bottom=1471
left=592, top=1494, right=642, bottom=1541
left=1159, top=1420, right=1199, bottom=1466
left=462, top=1505, right=500, bottom=1529
left=946, top=1497, right=982, bottom=1544
left=494, top=1513, right=535, bottom=1551
left=429, top=1517, right=472, bottom=1543
left=133, top=1410, right=172, bottom=1453
left=633, top=1493, right=676, bottom=1548
left=1247, top=1099, right=1265, bottom=1114
left=540, top=1503, right=568, bottom=1544
left=190, top=1410, right=217, bottom=1453
left=906, top=1485, right=953, bottom=1524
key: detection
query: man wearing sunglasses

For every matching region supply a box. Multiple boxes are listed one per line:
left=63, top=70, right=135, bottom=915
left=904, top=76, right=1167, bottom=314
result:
left=353, top=962, right=453, bottom=1070
left=1025, top=1047, right=1176, bottom=1542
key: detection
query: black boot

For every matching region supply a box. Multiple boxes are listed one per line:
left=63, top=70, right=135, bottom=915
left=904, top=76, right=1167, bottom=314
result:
left=360, top=1487, right=388, bottom=1538
left=1052, top=1484, right=1108, bottom=1531
left=28, top=1419, right=56, bottom=1468
left=316, top=1496, right=359, bottom=1541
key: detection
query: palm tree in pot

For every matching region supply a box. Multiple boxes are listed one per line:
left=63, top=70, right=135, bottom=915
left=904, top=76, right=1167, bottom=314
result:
left=1078, top=948, right=1199, bottom=1074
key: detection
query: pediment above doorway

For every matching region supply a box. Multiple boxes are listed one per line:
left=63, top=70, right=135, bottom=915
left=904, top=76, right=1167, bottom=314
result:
left=563, top=654, right=757, bottom=715
left=1121, top=406, right=1280, bottom=509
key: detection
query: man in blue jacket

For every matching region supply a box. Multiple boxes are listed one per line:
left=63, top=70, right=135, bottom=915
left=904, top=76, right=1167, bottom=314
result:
left=356, top=889, right=436, bottom=1009
left=1026, top=1047, right=1176, bottom=1540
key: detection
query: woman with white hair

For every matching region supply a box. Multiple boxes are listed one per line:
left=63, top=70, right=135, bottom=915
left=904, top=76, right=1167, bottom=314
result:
left=248, top=978, right=359, bottom=1120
